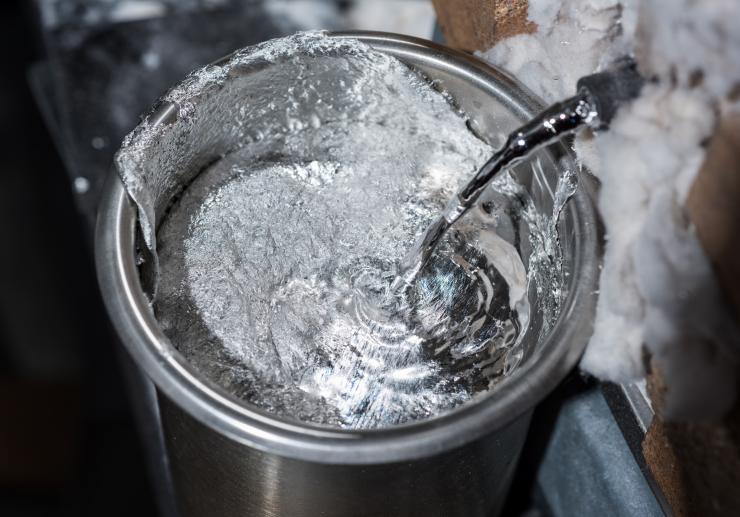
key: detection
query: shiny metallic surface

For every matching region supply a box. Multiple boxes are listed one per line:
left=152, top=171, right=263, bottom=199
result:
left=96, top=32, right=601, bottom=517
left=398, top=90, right=595, bottom=282
left=160, top=393, right=530, bottom=517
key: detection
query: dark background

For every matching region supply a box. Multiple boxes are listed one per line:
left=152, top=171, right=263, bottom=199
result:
left=0, top=2, right=158, bottom=515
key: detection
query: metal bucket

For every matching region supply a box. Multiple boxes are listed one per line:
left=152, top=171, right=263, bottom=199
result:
left=96, top=32, right=600, bottom=517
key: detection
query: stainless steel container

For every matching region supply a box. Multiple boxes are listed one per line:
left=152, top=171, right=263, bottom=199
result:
left=96, top=32, right=600, bottom=517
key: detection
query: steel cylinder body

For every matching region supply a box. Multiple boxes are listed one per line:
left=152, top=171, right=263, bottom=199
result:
left=96, top=32, right=600, bottom=517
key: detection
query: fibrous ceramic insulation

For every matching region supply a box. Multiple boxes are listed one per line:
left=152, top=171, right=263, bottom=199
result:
left=481, top=0, right=740, bottom=418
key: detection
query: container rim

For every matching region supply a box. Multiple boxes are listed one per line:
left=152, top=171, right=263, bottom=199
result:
left=95, top=31, right=601, bottom=465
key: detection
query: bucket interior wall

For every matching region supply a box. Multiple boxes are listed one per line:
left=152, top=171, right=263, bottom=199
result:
left=132, top=42, right=577, bottom=374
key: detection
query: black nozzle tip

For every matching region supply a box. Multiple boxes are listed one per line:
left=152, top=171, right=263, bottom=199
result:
left=577, top=57, right=644, bottom=129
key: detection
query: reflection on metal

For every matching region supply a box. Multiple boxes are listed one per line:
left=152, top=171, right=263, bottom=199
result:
left=96, top=32, right=602, bottom=516
left=621, top=380, right=654, bottom=433
left=602, top=382, right=671, bottom=516
left=537, top=385, right=664, bottom=517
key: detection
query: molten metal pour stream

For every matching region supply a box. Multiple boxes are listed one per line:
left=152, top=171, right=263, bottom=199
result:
left=396, top=58, right=644, bottom=285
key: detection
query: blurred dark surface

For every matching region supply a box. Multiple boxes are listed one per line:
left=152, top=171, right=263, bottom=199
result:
left=0, top=2, right=158, bottom=516
left=35, top=1, right=281, bottom=228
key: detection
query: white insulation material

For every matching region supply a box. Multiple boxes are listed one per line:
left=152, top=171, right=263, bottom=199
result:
left=481, top=0, right=740, bottom=419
